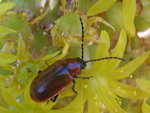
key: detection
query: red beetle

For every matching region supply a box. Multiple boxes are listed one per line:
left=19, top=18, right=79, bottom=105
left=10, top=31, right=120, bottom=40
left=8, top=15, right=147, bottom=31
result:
left=30, top=17, right=125, bottom=102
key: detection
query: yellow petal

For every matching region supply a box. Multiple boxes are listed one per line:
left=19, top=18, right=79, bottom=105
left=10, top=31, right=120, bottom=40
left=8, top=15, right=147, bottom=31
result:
left=117, top=51, right=150, bottom=76
left=92, top=30, right=110, bottom=73
left=108, top=29, right=127, bottom=70
left=122, top=0, right=136, bottom=37
left=136, top=78, right=150, bottom=94
left=87, top=0, right=116, bottom=16
left=109, top=81, right=148, bottom=98
left=0, top=52, right=17, bottom=64
left=17, top=35, right=29, bottom=60
left=1, top=87, right=24, bottom=108
left=87, top=17, right=115, bottom=31
left=142, top=99, right=150, bottom=113
left=30, top=9, right=49, bottom=24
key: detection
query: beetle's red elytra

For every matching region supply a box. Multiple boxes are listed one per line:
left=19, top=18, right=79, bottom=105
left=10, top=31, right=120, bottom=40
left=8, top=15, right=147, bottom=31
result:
left=30, top=58, right=86, bottom=102
left=30, top=17, right=125, bottom=102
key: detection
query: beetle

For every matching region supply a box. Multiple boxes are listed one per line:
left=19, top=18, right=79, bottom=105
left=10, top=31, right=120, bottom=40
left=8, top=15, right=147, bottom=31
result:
left=30, top=17, right=125, bottom=102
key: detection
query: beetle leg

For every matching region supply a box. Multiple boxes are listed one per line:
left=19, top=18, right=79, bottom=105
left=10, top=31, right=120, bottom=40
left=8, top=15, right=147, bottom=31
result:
left=51, top=95, right=59, bottom=102
left=38, top=70, right=42, bottom=74
left=46, top=62, right=49, bottom=66
left=72, top=80, right=77, bottom=94
left=47, top=100, right=50, bottom=104
left=72, top=76, right=93, bottom=79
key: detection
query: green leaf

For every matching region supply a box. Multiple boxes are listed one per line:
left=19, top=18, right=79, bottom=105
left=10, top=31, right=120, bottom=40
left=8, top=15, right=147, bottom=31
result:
left=4, top=16, right=31, bottom=39
left=135, top=17, right=150, bottom=31
left=0, top=2, right=15, bottom=12
left=12, top=0, right=36, bottom=12
left=87, top=0, right=116, bottom=16
left=58, top=13, right=81, bottom=36
left=0, top=52, right=17, bottom=64
left=122, top=0, right=136, bottom=37
left=31, top=30, right=50, bottom=53
left=108, top=29, right=127, bottom=70
left=0, top=25, right=16, bottom=38
left=141, top=4, right=150, bottom=23
left=79, top=0, right=95, bottom=12
left=104, top=2, right=123, bottom=32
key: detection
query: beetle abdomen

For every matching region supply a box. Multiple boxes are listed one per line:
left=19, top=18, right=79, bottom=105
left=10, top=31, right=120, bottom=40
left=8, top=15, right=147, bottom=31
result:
left=30, top=61, right=73, bottom=102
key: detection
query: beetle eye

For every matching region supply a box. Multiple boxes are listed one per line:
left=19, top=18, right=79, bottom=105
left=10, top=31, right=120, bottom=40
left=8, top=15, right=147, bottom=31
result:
left=80, top=62, right=86, bottom=69
left=76, top=58, right=86, bottom=69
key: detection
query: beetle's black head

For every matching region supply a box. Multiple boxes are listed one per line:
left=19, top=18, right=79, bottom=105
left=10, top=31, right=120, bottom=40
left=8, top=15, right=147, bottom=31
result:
left=76, top=57, right=86, bottom=69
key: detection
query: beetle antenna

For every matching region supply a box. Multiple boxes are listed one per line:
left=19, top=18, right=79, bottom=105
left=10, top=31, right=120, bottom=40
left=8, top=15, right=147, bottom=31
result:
left=79, top=17, right=84, bottom=60
left=85, top=57, right=125, bottom=63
